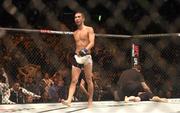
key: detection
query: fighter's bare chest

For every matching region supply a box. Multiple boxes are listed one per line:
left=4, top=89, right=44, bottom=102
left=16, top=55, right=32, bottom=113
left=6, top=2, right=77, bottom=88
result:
left=74, top=30, right=88, bottom=40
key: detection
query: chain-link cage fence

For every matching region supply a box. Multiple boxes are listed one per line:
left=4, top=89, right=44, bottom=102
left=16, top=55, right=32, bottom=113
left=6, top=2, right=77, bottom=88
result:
left=0, top=0, right=180, bottom=104
left=1, top=0, right=179, bottom=33
left=0, top=31, right=133, bottom=103
left=137, top=36, right=180, bottom=98
left=0, top=31, right=180, bottom=103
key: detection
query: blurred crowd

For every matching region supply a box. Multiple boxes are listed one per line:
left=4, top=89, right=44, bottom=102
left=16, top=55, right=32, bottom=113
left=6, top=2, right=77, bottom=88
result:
left=0, top=33, right=180, bottom=104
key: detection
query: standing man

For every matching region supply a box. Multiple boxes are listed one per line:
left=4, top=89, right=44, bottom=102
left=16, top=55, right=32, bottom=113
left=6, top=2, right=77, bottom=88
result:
left=117, top=64, right=152, bottom=101
left=62, top=11, right=95, bottom=107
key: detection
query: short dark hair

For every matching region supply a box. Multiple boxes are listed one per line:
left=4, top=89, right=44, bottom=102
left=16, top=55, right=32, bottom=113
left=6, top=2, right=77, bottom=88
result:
left=75, top=10, right=85, bottom=18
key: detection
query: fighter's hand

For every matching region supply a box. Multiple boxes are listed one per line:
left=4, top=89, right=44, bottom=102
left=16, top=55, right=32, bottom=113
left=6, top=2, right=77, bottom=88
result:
left=79, top=48, right=88, bottom=56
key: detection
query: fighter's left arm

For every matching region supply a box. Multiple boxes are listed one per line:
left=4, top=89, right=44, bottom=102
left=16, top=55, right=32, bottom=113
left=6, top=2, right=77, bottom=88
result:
left=86, top=27, right=95, bottom=50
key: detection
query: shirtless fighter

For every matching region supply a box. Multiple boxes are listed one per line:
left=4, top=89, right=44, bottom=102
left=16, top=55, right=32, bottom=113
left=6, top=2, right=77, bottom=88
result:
left=62, top=11, right=95, bottom=107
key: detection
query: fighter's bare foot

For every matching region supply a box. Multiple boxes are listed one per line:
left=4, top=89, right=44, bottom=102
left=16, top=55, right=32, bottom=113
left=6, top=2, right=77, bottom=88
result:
left=150, top=96, right=168, bottom=102
left=61, top=100, right=71, bottom=107
left=88, top=103, right=93, bottom=108
left=124, top=96, right=130, bottom=103
left=88, top=99, right=93, bottom=108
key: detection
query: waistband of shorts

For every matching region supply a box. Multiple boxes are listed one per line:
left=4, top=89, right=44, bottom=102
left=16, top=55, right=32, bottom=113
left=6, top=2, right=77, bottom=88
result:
left=74, top=53, right=91, bottom=56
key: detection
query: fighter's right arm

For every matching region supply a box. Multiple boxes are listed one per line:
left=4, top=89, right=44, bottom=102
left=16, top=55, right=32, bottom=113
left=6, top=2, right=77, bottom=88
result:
left=141, top=82, right=152, bottom=93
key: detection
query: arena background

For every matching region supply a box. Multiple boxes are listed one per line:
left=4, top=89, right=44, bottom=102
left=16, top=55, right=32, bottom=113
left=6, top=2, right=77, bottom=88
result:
left=0, top=0, right=180, bottom=104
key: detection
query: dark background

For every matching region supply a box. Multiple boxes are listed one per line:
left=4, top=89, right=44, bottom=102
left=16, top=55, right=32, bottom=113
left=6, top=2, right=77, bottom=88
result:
left=0, top=0, right=179, bottom=34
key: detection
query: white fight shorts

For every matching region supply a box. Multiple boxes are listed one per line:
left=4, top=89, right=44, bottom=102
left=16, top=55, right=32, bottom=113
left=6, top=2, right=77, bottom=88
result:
left=74, top=55, right=92, bottom=65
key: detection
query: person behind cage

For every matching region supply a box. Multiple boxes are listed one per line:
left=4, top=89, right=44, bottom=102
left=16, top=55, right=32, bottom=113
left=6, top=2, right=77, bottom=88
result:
left=17, top=63, right=41, bottom=85
left=0, top=67, right=15, bottom=104
left=39, top=72, right=54, bottom=103
left=117, top=64, right=152, bottom=101
left=48, top=76, right=66, bottom=103
left=9, top=82, right=41, bottom=104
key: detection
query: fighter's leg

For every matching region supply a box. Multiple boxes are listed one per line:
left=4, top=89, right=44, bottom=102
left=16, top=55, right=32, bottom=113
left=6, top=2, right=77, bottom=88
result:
left=84, top=63, right=94, bottom=107
left=150, top=96, right=168, bottom=102
left=62, top=66, right=81, bottom=106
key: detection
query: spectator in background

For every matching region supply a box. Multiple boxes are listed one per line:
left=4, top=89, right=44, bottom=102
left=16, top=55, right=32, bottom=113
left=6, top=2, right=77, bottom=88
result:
left=23, top=76, right=38, bottom=95
left=53, top=68, right=70, bottom=100
left=9, top=82, right=41, bottom=104
left=39, top=72, right=54, bottom=103
left=48, top=76, right=66, bottom=102
left=17, top=64, right=41, bottom=85
left=48, top=76, right=60, bottom=103
left=0, top=67, right=14, bottom=104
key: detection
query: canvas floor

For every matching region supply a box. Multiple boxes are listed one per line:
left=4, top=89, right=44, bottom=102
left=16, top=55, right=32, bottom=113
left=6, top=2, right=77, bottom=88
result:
left=0, top=99, right=180, bottom=113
